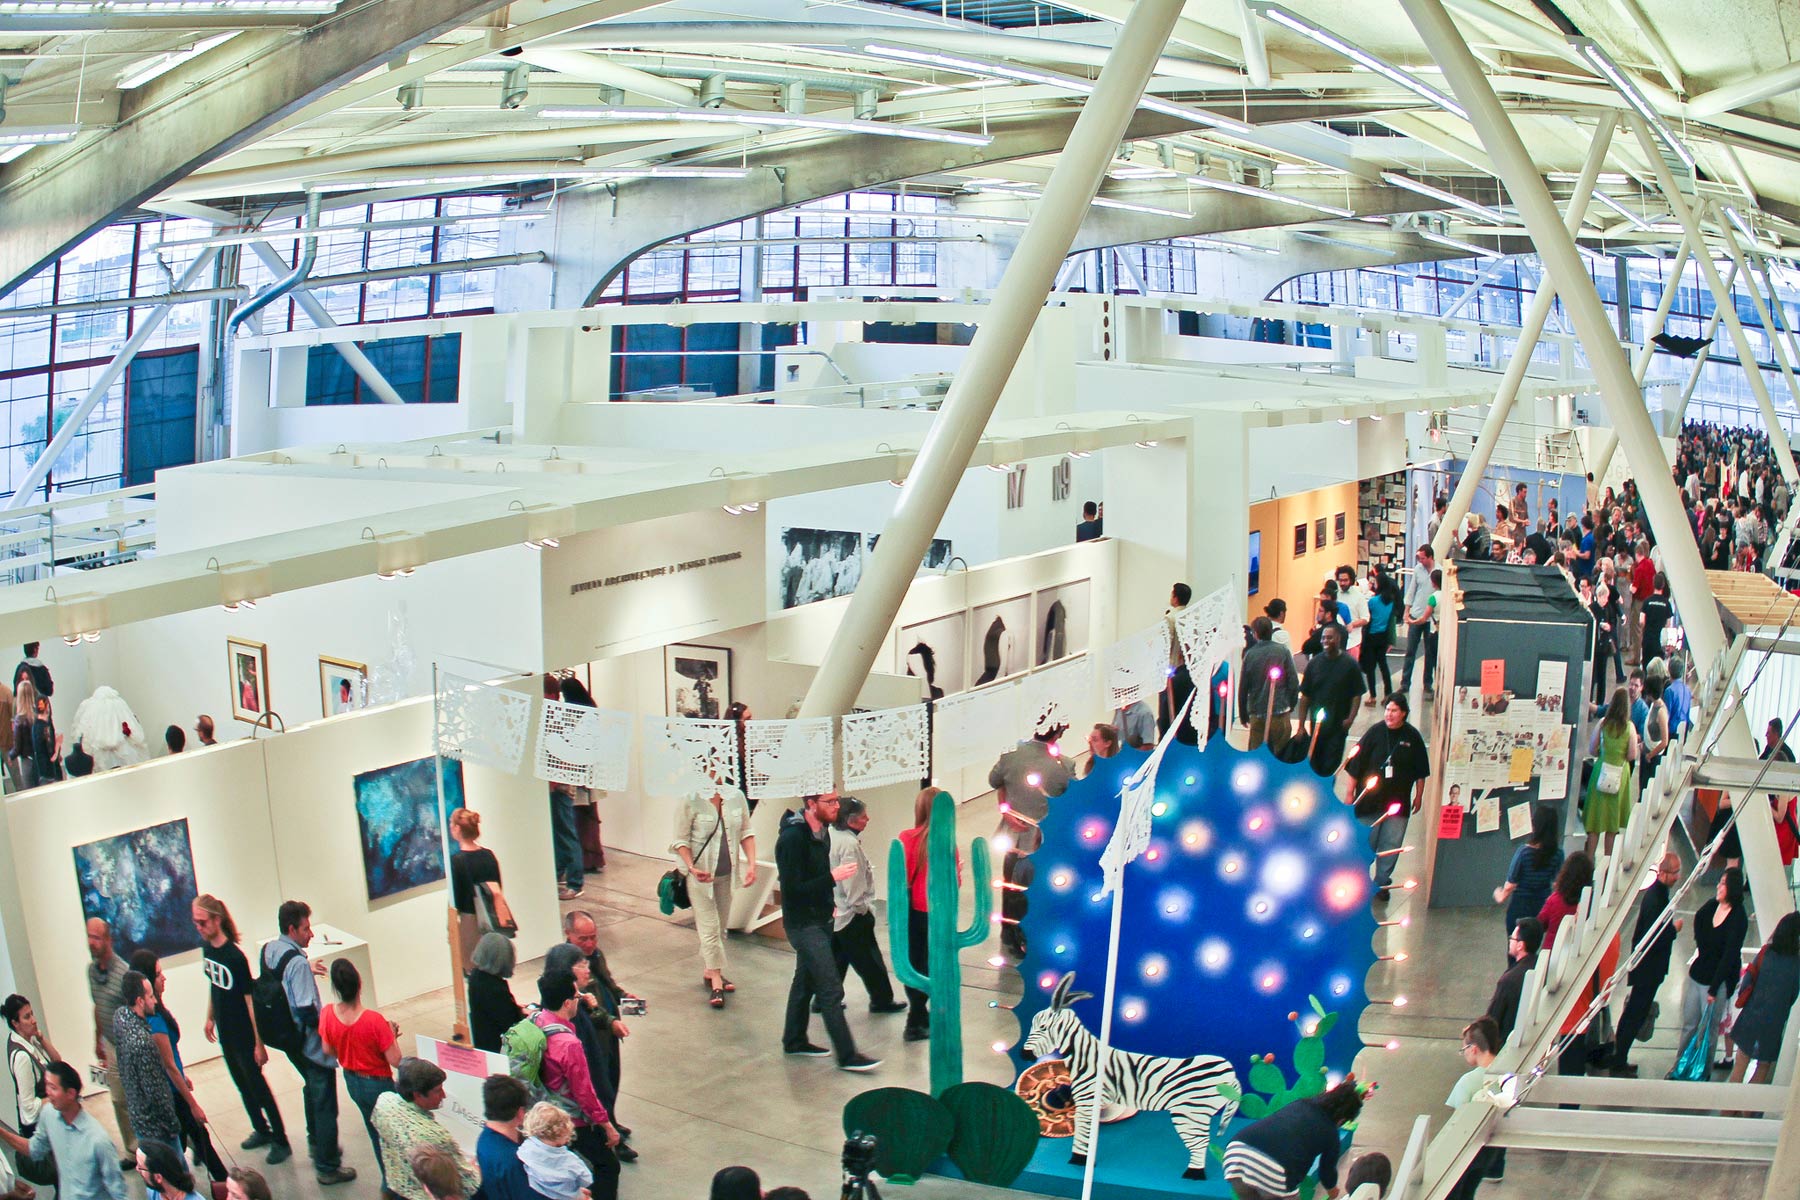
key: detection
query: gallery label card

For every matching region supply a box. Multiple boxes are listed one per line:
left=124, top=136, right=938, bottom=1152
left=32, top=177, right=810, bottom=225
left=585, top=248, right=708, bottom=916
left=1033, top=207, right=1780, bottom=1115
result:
left=1481, top=658, right=1505, bottom=695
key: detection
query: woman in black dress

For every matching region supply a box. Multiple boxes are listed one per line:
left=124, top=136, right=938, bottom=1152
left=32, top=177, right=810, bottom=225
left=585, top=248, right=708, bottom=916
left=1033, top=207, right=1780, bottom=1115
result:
left=467, top=933, right=524, bottom=1054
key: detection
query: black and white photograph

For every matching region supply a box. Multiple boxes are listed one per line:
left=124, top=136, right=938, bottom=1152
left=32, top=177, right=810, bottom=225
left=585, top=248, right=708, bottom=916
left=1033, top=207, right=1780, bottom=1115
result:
left=665, top=644, right=732, bottom=718
left=1034, top=579, right=1091, bottom=666
left=896, top=611, right=967, bottom=699
left=777, top=526, right=863, bottom=608
left=867, top=533, right=954, bottom=575
left=971, top=594, right=1032, bottom=686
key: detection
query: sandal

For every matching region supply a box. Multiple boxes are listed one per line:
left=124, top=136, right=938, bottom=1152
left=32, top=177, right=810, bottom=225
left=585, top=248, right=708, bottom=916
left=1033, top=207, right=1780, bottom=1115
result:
left=721, top=976, right=736, bottom=993
left=703, top=975, right=737, bottom=993
left=709, top=987, right=726, bottom=1009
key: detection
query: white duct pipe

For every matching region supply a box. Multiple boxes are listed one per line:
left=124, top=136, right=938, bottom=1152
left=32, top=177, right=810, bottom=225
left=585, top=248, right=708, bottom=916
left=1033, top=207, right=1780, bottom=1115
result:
left=510, top=47, right=698, bottom=105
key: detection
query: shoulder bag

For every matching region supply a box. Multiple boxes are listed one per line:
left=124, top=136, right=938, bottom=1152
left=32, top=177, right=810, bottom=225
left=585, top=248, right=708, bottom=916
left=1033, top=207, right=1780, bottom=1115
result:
left=657, top=811, right=721, bottom=913
left=475, top=881, right=518, bottom=938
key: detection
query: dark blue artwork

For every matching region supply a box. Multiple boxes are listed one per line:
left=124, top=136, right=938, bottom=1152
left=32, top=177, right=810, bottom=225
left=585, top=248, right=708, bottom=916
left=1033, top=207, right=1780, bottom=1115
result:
left=73, top=819, right=202, bottom=960
left=353, top=756, right=466, bottom=901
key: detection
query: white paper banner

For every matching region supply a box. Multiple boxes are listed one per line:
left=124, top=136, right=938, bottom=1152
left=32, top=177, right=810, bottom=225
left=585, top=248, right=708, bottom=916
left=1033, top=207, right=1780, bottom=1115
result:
left=1021, top=655, right=1094, bottom=735
left=535, top=700, right=632, bottom=791
left=416, top=1036, right=509, bottom=1157
left=1105, top=621, right=1170, bottom=710
left=933, top=681, right=1022, bottom=770
left=642, top=717, right=740, bottom=794
left=1172, top=583, right=1244, bottom=688
left=842, top=705, right=930, bottom=789
left=744, top=717, right=837, bottom=800
left=434, top=672, right=531, bottom=772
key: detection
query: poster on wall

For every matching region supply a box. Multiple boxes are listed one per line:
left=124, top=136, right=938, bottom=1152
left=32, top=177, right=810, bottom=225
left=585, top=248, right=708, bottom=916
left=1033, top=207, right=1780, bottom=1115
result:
left=319, top=656, right=368, bottom=717
left=665, top=645, right=732, bottom=719
left=777, top=527, right=862, bottom=608
left=227, top=636, right=270, bottom=724
left=1034, top=580, right=1091, bottom=667
left=897, top=613, right=966, bottom=699
left=1314, top=517, right=1327, bottom=550
left=867, top=533, right=953, bottom=575
left=1248, top=530, right=1261, bottom=595
left=1293, top=523, right=1307, bottom=557
left=971, top=594, right=1032, bottom=686
left=73, top=818, right=202, bottom=960
left=353, top=756, right=466, bottom=902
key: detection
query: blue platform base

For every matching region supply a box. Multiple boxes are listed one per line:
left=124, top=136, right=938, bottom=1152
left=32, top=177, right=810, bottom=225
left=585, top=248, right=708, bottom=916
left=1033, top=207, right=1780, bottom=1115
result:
left=931, top=1111, right=1247, bottom=1200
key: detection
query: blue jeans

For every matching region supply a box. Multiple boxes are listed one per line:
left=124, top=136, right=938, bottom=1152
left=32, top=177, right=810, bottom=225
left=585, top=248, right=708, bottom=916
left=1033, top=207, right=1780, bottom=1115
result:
left=1400, top=622, right=1437, bottom=691
left=283, top=1049, right=341, bottom=1172
left=343, top=1072, right=396, bottom=1186
left=549, top=787, right=582, bottom=888
left=1372, top=808, right=1409, bottom=891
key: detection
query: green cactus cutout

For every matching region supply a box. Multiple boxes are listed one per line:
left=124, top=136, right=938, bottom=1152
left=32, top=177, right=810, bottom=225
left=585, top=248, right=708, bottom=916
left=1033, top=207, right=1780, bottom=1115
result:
left=889, top=789, right=993, bottom=1097
left=940, top=1082, right=1041, bottom=1187
left=842, top=1087, right=955, bottom=1183
left=1209, top=998, right=1342, bottom=1180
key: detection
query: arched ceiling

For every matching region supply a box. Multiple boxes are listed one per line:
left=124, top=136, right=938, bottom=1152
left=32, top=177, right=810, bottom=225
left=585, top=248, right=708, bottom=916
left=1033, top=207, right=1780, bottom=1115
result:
left=3, top=0, right=1798, bottom=298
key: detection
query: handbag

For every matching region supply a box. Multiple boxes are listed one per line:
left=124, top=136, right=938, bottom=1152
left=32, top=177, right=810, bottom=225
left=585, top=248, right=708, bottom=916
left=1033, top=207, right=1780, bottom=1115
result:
left=1736, top=950, right=1765, bottom=1009
left=657, top=811, right=721, bottom=914
left=1636, top=1000, right=1660, bottom=1043
left=1595, top=760, right=1624, bottom=794
left=1669, top=996, right=1719, bottom=1081
left=475, top=881, right=517, bottom=938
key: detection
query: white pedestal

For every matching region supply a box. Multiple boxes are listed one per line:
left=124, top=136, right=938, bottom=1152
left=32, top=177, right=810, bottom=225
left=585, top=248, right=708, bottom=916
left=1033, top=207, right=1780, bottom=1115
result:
left=257, top=923, right=379, bottom=1008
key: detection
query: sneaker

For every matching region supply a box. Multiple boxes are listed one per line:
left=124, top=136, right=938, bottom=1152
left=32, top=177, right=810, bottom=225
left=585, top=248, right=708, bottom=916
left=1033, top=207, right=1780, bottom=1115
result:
left=839, top=1054, right=883, bottom=1073
left=870, top=1001, right=909, bottom=1014
left=266, top=1143, right=292, bottom=1166
left=241, top=1131, right=274, bottom=1151
left=785, top=1043, right=831, bottom=1057
left=557, top=886, right=583, bottom=901
left=316, top=1167, right=358, bottom=1186
left=904, top=1027, right=930, bottom=1042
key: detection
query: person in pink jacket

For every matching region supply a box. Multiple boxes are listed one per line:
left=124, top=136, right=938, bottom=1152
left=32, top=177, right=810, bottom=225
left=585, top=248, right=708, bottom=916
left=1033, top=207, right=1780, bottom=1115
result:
left=532, top=972, right=620, bottom=1200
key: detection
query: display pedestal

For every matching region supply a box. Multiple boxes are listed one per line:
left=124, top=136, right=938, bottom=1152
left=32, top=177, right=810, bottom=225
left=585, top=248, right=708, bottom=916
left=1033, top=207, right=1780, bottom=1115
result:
left=258, top=922, right=378, bottom=1006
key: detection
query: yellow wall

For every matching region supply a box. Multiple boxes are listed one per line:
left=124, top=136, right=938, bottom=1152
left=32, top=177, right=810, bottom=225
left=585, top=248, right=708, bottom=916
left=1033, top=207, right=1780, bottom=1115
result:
left=1249, top=481, right=1361, bottom=640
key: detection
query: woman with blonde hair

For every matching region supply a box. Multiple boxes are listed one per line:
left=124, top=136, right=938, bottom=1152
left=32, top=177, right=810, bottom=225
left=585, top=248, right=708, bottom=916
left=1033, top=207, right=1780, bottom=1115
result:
left=671, top=783, right=755, bottom=1008
left=449, top=808, right=507, bottom=966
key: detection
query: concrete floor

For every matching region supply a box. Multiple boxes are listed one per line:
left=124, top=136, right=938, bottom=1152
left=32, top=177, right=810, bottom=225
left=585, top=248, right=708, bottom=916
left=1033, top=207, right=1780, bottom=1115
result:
left=70, top=675, right=1772, bottom=1199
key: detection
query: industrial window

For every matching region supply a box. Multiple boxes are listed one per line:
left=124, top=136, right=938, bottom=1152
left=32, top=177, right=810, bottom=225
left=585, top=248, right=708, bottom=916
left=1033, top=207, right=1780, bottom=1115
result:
left=303, top=333, right=463, bottom=406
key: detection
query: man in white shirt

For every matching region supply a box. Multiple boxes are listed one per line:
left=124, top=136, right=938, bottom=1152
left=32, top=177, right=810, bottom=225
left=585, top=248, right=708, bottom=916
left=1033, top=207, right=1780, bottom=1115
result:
left=828, top=799, right=906, bottom=1015
left=1334, top=565, right=1369, bottom=655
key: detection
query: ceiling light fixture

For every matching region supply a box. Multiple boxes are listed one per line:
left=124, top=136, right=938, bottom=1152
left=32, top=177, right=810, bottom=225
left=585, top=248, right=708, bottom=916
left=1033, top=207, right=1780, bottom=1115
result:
left=1549, top=171, right=1630, bottom=185
left=1570, top=39, right=1695, bottom=173
left=1249, top=3, right=1469, bottom=120
left=117, top=30, right=237, bottom=89
left=0, top=126, right=77, bottom=147
left=1418, top=229, right=1500, bottom=259
left=1093, top=196, right=1193, bottom=219
left=308, top=169, right=613, bottom=192
left=1723, top=205, right=1757, bottom=242
left=1591, top=191, right=1654, bottom=232
left=1379, top=171, right=1507, bottom=223
left=0, top=0, right=336, bottom=10
left=1181, top=235, right=1281, bottom=256
left=1181, top=173, right=1355, bottom=218
left=858, top=42, right=1256, bottom=137
left=538, top=106, right=992, bottom=148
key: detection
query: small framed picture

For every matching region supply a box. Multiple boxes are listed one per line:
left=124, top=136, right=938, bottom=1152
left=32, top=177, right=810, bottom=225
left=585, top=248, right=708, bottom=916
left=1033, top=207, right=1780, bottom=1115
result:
left=1293, top=523, right=1308, bottom=556
left=1335, top=512, right=1346, bottom=542
left=666, top=644, right=732, bottom=718
left=226, top=637, right=270, bottom=724
left=1314, top=517, right=1327, bottom=550
left=319, top=656, right=368, bottom=717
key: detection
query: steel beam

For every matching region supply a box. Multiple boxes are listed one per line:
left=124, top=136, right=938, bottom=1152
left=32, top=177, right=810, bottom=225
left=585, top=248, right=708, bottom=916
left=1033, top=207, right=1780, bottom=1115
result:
left=1712, top=204, right=1800, bottom=433
left=797, top=0, right=1184, bottom=724
left=0, top=0, right=516, bottom=300
left=1589, top=233, right=1693, bottom=480
left=245, top=243, right=405, bottom=406
left=1634, top=129, right=1800, bottom=485
left=4, top=249, right=217, bottom=508
left=1430, top=115, right=1614, bottom=563
left=1669, top=262, right=1738, bottom=428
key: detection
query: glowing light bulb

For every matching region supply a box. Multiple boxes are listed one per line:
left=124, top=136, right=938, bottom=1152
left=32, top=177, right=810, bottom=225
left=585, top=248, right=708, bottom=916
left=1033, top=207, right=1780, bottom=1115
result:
left=1198, top=938, right=1231, bottom=975
left=1385, top=1040, right=1400, bottom=1051
left=1268, top=665, right=1283, bottom=680
left=1393, top=996, right=1409, bottom=1008
left=988, top=955, right=1006, bottom=967
left=1402, top=879, right=1419, bottom=890
left=1048, top=743, right=1062, bottom=757
left=1026, top=772, right=1042, bottom=788
left=1184, top=832, right=1200, bottom=846
left=1217, top=683, right=1228, bottom=696
left=993, top=834, right=1014, bottom=853
left=1185, top=774, right=1196, bottom=785
left=992, top=1040, right=1009, bottom=1053
left=1146, top=849, right=1161, bottom=861
left=1327, top=830, right=1341, bottom=844
left=1223, top=858, right=1240, bottom=874
left=1393, top=952, right=1410, bottom=963
left=1301, top=925, right=1318, bottom=939
left=1054, top=943, right=1068, bottom=954
left=1051, top=870, right=1073, bottom=889
left=1151, top=802, right=1169, bottom=817
left=1249, top=816, right=1266, bottom=831
left=1122, top=1002, right=1144, bottom=1021
left=1081, top=824, right=1101, bottom=841
left=1040, top=973, right=1059, bottom=990
left=1254, top=901, right=1269, bottom=914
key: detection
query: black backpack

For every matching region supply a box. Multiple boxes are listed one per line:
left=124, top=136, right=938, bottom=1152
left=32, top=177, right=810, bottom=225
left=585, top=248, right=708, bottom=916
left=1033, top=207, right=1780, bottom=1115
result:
left=252, top=947, right=305, bottom=1053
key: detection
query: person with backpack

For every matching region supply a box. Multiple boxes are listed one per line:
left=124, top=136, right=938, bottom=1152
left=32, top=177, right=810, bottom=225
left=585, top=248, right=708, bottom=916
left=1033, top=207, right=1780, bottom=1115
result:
left=257, top=900, right=355, bottom=1187
left=518, top=971, right=619, bottom=1200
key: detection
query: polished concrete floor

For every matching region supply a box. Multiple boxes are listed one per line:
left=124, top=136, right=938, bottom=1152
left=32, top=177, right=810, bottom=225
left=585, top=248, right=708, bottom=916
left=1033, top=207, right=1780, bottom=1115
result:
left=68, top=681, right=1773, bottom=1199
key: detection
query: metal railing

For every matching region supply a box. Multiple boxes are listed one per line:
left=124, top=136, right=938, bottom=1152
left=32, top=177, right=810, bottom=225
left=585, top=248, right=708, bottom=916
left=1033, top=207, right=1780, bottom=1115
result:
left=0, top=483, right=156, bottom=587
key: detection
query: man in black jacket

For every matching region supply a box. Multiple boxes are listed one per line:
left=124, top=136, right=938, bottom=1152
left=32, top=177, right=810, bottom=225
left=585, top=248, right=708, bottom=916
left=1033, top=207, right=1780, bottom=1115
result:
left=1486, top=917, right=1543, bottom=1042
left=776, top=794, right=879, bottom=1072
left=1609, top=853, right=1682, bottom=1076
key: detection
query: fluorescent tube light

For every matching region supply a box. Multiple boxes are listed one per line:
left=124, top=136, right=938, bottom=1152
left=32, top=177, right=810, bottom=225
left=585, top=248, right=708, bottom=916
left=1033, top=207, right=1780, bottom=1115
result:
left=1572, top=39, right=1695, bottom=173
left=1181, top=236, right=1281, bottom=256
left=1418, top=229, right=1500, bottom=259
left=538, top=105, right=992, bottom=147
left=1093, top=196, right=1193, bottom=218
left=0, top=145, right=31, bottom=164
left=860, top=42, right=1256, bottom=137
left=1379, top=171, right=1507, bottom=223
left=118, top=31, right=237, bottom=89
left=1181, top=173, right=1355, bottom=217
left=1591, top=191, right=1653, bottom=232
left=1723, top=205, right=1756, bottom=242
left=309, top=169, right=612, bottom=192
left=0, top=1, right=337, bottom=10
left=0, top=125, right=77, bottom=146
left=1549, top=171, right=1629, bottom=184
left=1250, top=3, right=1469, bottom=120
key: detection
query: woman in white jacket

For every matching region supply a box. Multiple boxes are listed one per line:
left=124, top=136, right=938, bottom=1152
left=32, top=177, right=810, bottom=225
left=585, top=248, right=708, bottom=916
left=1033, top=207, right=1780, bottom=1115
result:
left=672, top=785, right=756, bottom=1008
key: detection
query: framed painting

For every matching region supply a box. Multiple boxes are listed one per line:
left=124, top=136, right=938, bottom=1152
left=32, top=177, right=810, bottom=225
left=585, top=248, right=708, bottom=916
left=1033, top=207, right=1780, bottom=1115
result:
left=971, top=594, right=1032, bottom=687
left=227, top=637, right=270, bottom=724
left=1314, top=517, right=1328, bottom=550
left=1034, top=580, right=1091, bottom=667
left=665, top=644, right=732, bottom=719
left=319, top=656, right=368, bottom=717
left=353, top=757, right=466, bottom=901
left=73, top=818, right=201, bottom=960
left=1293, top=523, right=1307, bottom=557
left=1335, top=512, right=1346, bottom=543
left=897, top=612, right=967, bottom=700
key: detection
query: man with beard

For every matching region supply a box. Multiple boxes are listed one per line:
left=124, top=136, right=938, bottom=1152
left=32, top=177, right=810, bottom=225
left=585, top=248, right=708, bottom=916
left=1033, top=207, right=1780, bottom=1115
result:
left=1298, top=624, right=1364, bottom=772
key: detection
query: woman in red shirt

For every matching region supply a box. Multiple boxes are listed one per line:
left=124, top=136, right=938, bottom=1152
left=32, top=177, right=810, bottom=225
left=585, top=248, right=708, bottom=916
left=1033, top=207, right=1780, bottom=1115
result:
left=318, top=960, right=401, bottom=1187
left=1537, top=851, right=1594, bottom=953
left=897, top=788, right=963, bottom=1045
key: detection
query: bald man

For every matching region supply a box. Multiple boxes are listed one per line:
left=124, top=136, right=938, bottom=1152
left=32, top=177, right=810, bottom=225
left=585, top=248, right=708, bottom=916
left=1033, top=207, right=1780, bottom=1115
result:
left=86, top=918, right=137, bottom=1159
left=1610, top=853, right=1684, bottom=1076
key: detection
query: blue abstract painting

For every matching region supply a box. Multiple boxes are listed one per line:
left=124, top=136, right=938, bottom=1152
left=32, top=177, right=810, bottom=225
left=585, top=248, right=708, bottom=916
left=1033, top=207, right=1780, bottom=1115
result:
left=353, top=756, right=466, bottom=901
left=73, top=819, right=202, bottom=960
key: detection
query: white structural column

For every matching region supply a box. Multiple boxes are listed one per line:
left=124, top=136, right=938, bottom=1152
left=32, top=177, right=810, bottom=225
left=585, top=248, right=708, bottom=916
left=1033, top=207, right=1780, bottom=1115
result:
left=1669, top=262, right=1739, bottom=429
left=797, top=0, right=1185, bottom=720
left=4, top=248, right=218, bottom=509
left=1399, top=0, right=1792, bottom=942
left=247, top=243, right=406, bottom=405
left=1632, top=123, right=1800, bottom=485
left=1429, top=115, right=1615, bottom=562
left=1587, top=234, right=1693, bottom=482
left=1710, top=206, right=1800, bottom=427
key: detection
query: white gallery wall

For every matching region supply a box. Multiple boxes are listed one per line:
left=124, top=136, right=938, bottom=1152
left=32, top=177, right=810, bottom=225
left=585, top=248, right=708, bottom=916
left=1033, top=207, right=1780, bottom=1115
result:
left=2, top=693, right=557, bottom=1084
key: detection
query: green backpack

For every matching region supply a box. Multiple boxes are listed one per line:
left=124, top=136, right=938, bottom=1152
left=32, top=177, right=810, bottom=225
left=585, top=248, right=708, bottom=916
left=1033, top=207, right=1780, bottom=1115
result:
left=502, top=1016, right=548, bottom=1086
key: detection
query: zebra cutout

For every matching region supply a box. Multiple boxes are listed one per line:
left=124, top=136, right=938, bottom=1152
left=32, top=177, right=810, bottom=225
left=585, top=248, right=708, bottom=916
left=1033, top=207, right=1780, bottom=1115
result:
left=1023, top=971, right=1240, bottom=1180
